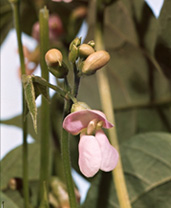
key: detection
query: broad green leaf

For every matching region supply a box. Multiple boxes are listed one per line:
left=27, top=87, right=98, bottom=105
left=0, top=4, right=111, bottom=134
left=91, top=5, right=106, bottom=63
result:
left=0, top=192, right=19, bottom=208
left=121, top=0, right=158, bottom=54
left=1, top=142, right=40, bottom=190
left=155, top=0, right=171, bottom=79
left=83, top=132, right=171, bottom=208
left=22, top=75, right=37, bottom=133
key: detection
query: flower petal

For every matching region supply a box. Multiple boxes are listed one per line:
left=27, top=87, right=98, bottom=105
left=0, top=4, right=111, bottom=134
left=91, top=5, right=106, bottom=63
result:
left=63, top=109, right=113, bottom=135
left=95, top=130, right=119, bottom=171
left=79, top=134, right=101, bottom=177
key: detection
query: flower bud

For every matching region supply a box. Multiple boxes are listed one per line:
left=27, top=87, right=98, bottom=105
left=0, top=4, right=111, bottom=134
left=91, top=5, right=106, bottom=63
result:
left=45, top=49, right=63, bottom=67
left=68, top=44, right=79, bottom=63
left=71, top=102, right=90, bottom=113
left=48, top=62, right=68, bottom=78
left=78, top=44, right=95, bottom=58
left=69, top=37, right=81, bottom=51
left=87, top=40, right=95, bottom=48
left=82, top=50, right=110, bottom=75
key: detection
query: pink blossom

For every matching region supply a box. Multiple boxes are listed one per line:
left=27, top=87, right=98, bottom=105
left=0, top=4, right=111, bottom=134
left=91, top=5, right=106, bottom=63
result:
left=32, top=14, right=63, bottom=42
left=63, top=109, right=119, bottom=177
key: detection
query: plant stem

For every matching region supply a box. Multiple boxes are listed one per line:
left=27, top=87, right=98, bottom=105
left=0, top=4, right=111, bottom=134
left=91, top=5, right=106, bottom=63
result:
left=95, top=1, right=132, bottom=208
left=39, top=6, right=50, bottom=201
left=73, top=63, right=81, bottom=98
left=32, top=76, right=77, bottom=103
left=11, top=1, right=29, bottom=207
left=61, top=101, right=78, bottom=208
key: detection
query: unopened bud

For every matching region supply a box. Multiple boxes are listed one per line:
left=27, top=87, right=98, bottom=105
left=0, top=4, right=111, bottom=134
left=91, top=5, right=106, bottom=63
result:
left=82, top=50, right=110, bottom=75
left=87, top=40, right=95, bottom=48
left=79, top=44, right=95, bottom=58
left=69, top=37, right=81, bottom=51
left=68, top=44, right=79, bottom=63
left=45, top=48, right=63, bottom=67
left=71, top=102, right=90, bottom=113
left=48, top=62, right=68, bottom=78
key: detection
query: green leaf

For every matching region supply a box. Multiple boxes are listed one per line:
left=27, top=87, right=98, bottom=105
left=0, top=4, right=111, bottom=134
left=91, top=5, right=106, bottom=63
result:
left=155, top=0, right=171, bottom=79
left=32, top=76, right=50, bottom=101
left=0, top=192, right=19, bottom=208
left=83, top=132, right=171, bottom=208
left=1, top=143, right=40, bottom=190
left=22, top=75, right=37, bottom=133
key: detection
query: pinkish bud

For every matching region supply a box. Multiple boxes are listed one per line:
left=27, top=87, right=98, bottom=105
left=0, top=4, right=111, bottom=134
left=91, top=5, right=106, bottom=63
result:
left=82, top=50, right=110, bottom=75
left=79, top=44, right=95, bottom=58
left=45, top=48, right=63, bottom=67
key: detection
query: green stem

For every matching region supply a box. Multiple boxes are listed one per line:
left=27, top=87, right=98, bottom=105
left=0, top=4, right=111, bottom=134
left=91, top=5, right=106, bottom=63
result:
left=73, top=63, right=81, bottom=97
left=32, top=76, right=77, bottom=103
left=95, top=1, right=132, bottom=208
left=61, top=101, right=78, bottom=208
left=11, top=1, right=29, bottom=207
left=39, top=6, right=50, bottom=202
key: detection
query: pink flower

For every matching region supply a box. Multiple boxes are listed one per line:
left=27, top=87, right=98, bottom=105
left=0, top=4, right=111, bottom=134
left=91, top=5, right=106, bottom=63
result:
left=52, top=0, right=72, bottom=3
left=63, top=109, right=119, bottom=177
left=32, top=15, right=63, bottom=43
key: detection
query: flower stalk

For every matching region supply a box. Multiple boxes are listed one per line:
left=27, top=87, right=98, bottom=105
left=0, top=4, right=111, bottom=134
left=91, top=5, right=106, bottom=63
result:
left=10, top=1, right=30, bottom=207
left=61, top=101, right=78, bottom=208
left=95, top=1, right=132, bottom=208
left=39, top=6, right=50, bottom=202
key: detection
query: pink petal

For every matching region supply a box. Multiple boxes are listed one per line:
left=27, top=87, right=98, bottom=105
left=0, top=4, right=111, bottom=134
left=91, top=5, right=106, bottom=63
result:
left=63, top=109, right=113, bottom=135
left=79, top=134, right=101, bottom=177
left=95, top=130, right=119, bottom=171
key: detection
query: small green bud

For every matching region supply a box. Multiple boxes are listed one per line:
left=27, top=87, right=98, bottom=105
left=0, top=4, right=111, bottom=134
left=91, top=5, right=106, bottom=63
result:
left=87, top=40, right=95, bottom=48
left=48, top=62, right=68, bottom=78
left=82, top=50, right=110, bottom=75
left=69, top=37, right=81, bottom=51
left=68, top=44, right=79, bottom=63
left=71, top=102, right=90, bottom=113
left=78, top=44, right=95, bottom=58
left=45, top=48, right=63, bottom=67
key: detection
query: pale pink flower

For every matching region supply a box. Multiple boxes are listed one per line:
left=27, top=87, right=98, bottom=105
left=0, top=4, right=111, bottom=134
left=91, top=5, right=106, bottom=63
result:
left=63, top=109, right=119, bottom=177
left=32, top=14, right=63, bottom=43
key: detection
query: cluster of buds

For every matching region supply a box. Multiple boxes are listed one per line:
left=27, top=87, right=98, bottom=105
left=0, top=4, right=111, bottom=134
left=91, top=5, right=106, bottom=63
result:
left=45, top=37, right=110, bottom=79
left=69, top=37, right=110, bottom=75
